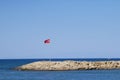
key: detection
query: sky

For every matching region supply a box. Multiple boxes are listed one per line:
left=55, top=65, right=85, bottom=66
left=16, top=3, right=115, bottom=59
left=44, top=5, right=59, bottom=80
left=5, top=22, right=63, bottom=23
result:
left=0, top=0, right=120, bottom=59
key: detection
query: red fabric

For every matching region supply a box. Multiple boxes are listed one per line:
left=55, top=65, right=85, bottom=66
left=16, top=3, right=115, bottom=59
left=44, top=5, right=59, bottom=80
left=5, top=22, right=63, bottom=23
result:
left=44, top=39, right=50, bottom=44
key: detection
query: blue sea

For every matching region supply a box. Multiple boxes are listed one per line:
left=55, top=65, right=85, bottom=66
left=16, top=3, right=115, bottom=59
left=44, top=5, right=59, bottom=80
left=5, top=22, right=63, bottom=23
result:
left=0, top=58, right=120, bottom=80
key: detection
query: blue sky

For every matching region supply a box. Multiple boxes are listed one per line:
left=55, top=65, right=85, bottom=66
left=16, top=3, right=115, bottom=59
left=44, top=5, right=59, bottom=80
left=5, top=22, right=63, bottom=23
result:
left=0, top=0, right=120, bottom=59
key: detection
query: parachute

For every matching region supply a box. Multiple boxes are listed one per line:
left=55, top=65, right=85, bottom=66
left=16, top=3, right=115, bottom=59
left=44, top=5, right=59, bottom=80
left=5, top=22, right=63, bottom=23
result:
left=44, top=39, right=50, bottom=44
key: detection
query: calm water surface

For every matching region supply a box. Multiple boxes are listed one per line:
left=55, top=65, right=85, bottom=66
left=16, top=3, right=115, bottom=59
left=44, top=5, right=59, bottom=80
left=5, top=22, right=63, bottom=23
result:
left=0, top=58, right=120, bottom=80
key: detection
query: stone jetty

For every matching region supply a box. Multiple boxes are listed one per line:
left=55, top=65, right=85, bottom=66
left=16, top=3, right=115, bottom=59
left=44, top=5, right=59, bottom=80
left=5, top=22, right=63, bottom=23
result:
left=16, top=61, right=120, bottom=71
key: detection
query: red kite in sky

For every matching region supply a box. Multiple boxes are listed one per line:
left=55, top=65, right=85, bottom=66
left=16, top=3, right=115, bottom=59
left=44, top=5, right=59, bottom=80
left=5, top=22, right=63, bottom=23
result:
left=44, top=39, right=50, bottom=44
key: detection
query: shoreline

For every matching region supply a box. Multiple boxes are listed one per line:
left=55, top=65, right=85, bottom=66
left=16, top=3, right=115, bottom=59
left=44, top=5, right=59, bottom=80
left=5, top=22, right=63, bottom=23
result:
left=16, top=60, right=120, bottom=71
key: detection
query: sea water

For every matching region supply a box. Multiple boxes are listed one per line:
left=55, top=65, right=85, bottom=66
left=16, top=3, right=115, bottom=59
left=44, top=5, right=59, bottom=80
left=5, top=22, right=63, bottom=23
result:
left=0, top=58, right=120, bottom=80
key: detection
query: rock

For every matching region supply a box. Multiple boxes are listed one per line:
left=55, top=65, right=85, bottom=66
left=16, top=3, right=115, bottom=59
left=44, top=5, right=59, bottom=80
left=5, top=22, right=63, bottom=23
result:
left=15, top=61, right=120, bottom=71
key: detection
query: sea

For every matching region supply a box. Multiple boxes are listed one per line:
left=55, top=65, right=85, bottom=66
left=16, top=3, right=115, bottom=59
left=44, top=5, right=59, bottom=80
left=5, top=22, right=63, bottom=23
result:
left=0, top=58, right=120, bottom=80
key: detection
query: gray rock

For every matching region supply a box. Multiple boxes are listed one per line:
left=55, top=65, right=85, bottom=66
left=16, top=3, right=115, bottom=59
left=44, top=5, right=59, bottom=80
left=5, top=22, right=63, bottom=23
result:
left=15, top=61, right=120, bottom=71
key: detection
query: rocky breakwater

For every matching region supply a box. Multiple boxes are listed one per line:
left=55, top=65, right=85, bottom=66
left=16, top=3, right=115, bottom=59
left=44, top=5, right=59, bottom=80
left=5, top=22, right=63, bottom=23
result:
left=16, top=61, right=120, bottom=71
